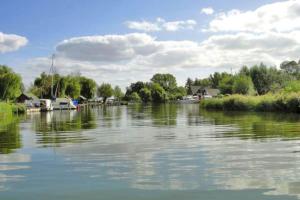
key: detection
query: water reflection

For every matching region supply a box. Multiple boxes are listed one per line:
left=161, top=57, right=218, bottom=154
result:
left=2, top=104, right=300, bottom=199
left=201, top=111, right=300, bottom=139
left=32, top=109, right=97, bottom=147
left=0, top=116, right=22, bottom=154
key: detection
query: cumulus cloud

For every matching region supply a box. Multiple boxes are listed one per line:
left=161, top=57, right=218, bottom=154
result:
left=25, top=0, right=300, bottom=88
left=125, top=18, right=197, bottom=32
left=26, top=29, right=300, bottom=88
left=206, top=0, right=300, bottom=33
left=201, top=7, right=214, bottom=15
left=0, top=32, right=28, bottom=53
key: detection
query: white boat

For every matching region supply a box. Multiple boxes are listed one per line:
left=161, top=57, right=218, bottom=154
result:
left=52, top=98, right=77, bottom=110
left=178, top=95, right=200, bottom=104
left=40, top=99, right=54, bottom=111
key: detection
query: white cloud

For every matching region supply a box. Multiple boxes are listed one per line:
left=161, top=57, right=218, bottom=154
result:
left=201, top=7, right=214, bottom=15
left=206, top=0, right=300, bottom=33
left=26, top=29, right=300, bottom=88
left=23, top=0, right=300, bottom=88
left=0, top=32, right=28, bottom=53
left=125, top=18, right=197, bottom=32
left=125, top=21, right=161, bottom=32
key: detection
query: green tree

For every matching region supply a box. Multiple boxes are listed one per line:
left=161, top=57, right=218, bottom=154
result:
left=64, top=76, right=81, bottom=98
left=219, top=75, right=234, bottom=94
left=0, top=65, right=22, bottom=100
left=185, top=78, right=193, bottom=95
left=114, top=86, right=124, bottom=101
left=129, top=92, right=141, bottom=102
left=79, top=77, right=96, bottom=99
left=151, top=83, right=167, bottom=103
left=209, top=72, right=222, bottom=88
left=139, top=87, right=152, bottom=102
left=280, top=60, right=300, bottom=75
left=151, top=73, right=177, bottom=92
left=233, top=75, right=254, bottom=95
left=97, top=83, right=113, bottom=103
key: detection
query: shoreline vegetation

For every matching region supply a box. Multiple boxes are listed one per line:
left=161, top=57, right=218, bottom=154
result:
left=2, top=59, right=300, bottom=114
left=201, top=93, right=300, bottom=113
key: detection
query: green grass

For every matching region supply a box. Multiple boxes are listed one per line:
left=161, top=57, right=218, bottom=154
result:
left=0, top=102, right=26, bottom=116
left=201, top=92, right=300, bottom=113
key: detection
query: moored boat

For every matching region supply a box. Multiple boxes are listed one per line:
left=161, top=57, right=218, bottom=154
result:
left=52, top=97, right=77, bottom=110
left=177, top=95, right=200, bottom=104
left=40, top=99, right=54, bottom=112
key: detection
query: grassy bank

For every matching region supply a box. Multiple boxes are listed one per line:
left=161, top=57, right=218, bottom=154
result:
left=0, top=102, right=26, bottom=115
left=201, top=93, right=300, bottom=113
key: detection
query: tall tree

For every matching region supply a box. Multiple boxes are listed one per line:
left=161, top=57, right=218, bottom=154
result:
left=0, top=65, right=22, bottom=100
left=97, top=83, right=113, bottom=103
left=185, top=78, right=193, bottom=95
left=151, top=73, right=177, bottom=92
left=233, top=75, right=254, bottom=95
left=113, top=86, right=124, bottom=101
left=79, top=77, right=97, bottom=99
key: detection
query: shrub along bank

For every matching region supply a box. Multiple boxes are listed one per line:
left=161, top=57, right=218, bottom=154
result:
left=201, top=93, right=300, bottom=113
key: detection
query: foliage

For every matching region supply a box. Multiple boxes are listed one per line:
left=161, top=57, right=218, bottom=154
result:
left=113, top=86, right=124, bottom=101
left=169, top=86, right=187, bottom=100
left=151, top=83, right=167, bottom=103
left=283, top=80, right=300, bottom=93
left=232, top=75, right=255, bottom=95
left=151, top=73, right=177, bottom=92
left=218, top=75, right=234, bottom=94
left=201, top=92, right=300, bottom=113
left=0, top=65, right=22, bottom=100
left=128, top=92, right=141, bottom=102
left=139, top=87, right=152, bottom=102
left=97, top=83, right=113, bottom=102
left=185, top=78, right=193, bottom=95
left=79, top=77, right=97, bottom=99
left=31, top=73, right=98, bottom=100
left=125, top=73, right=186, bottom=103
left=64, top=76, right=81, bottom=98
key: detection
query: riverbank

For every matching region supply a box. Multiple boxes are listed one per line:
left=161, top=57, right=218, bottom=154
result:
left=0, top=102, right=26, bottom=115
left=200, top=92, right=300, bottom=113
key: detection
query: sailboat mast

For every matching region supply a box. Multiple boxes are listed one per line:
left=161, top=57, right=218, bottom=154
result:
left=50, top=54, right=55, bottom=98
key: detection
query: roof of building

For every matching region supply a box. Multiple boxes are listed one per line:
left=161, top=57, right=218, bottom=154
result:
left=190, top=86, right=220, bottom=96
left=205, top=88, right=220, bottom=96
left=18, top=93, right=39, bottom=100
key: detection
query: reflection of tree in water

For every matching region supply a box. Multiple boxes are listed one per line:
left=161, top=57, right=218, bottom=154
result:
left=0, top=118, right=22, bottom=154
left=201, top=110, right=300, bottom=140
left=33, top=109, right=97, bottom=147
left=151, top=104, right=177, bottom=126
left=96, top=106, right=123, bottom=128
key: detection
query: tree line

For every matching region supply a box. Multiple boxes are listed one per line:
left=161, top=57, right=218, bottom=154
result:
left=0, top=65, right=124, bottom=102
left=186, top=60, right=300, bottom=96
left=1, top=59, right=300, bottom=102
left=124, top=73, right=186, bottom=103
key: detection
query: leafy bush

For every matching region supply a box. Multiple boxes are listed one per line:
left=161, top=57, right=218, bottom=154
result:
left=201, top=92, right=300, bottom=113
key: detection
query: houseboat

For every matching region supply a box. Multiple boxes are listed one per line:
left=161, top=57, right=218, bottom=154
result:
left=40, top=99, right=54, bottom=112
left=52, top=97, right=77, bottom=110
left=178, top=95, right=200, bottom=104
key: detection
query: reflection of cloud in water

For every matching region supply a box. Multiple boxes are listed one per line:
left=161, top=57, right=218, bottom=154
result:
left=202, top=138, right=300, bottom=198
left=0, top=153, right=31, bottom=191
left=28, top=104, right=300, bottom=199
left=56, top=105, right=238, bottom=191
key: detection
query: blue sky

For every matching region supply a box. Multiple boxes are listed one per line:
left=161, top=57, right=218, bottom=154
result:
left=0, top=0, right=298, bottom=88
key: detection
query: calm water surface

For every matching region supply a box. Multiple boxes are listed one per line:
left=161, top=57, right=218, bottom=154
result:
left=1, top=104, right=300, bottom=200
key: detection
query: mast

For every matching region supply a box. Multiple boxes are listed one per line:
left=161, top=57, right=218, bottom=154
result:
left=50, top=54, right=55, bottom=99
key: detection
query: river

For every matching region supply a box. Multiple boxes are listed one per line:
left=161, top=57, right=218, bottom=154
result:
left=0, top=104, right=300, bottom=200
